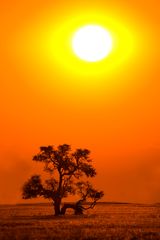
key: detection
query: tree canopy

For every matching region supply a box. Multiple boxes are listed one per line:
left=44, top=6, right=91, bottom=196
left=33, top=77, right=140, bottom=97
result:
left=22, top=144, right=104, bottom=215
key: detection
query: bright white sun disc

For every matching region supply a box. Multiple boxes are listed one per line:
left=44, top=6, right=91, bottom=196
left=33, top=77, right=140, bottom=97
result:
left=72, top=25, right=113, bottom=62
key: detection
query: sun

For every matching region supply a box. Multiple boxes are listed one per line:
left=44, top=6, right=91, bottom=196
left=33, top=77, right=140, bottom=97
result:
left=72, top=25, right=113, bottom=62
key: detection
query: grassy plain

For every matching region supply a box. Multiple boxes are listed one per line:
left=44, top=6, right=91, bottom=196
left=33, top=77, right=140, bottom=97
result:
left=0, top=202, right=160, bottom=240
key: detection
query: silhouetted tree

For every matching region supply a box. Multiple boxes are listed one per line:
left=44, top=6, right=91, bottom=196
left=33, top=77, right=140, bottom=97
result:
left=22, top=144, right=104, bottom=216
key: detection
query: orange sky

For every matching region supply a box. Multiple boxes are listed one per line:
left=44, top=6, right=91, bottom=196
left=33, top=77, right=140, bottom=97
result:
left=0, top=0, right=160, bottom=204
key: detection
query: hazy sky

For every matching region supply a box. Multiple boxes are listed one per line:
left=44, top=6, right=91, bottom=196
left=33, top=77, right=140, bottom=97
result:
left=0, top=0, right=159, bottom=204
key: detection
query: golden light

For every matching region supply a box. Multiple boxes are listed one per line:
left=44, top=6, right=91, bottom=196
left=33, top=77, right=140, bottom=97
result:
left=44, top=10, right=136, bottom=81
left=72, top=25, right=113, bottom=62
left=11, top=9, right=138, bottom=89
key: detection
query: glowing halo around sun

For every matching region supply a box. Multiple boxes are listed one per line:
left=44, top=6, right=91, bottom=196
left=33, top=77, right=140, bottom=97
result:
left=43, top=10, right=136, bottom=81
left=72, top=25, right=113, bottom=62
left=13, top=9, right=137, bottom=82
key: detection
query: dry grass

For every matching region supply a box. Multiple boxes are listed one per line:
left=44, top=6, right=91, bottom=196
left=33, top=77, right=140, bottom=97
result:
left=0, top=203, right=160, bottom=240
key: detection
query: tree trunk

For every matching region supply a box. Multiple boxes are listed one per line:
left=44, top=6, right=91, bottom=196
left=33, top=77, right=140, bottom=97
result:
left=54, top=198, right=61, bottom=216
left=54, top=172, right=63, bottom=216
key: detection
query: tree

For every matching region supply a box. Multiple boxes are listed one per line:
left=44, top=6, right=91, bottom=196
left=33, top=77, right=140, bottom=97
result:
left=22, top=144, right=104, bottom=216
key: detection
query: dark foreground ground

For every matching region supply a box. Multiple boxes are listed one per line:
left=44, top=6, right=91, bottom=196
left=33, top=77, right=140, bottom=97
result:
left=0, top=202, right=160, bottom=240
